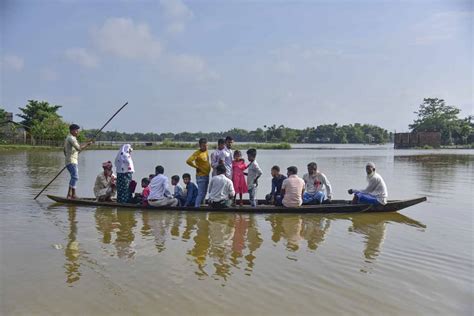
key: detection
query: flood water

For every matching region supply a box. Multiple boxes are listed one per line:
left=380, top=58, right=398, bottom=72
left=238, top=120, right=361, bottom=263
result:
left=0, top=146, right=473, bottom=315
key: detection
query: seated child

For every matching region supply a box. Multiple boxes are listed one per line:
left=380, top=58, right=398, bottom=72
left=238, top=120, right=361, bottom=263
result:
left=182, top=173, right=198, bottom=207
left=132, top=178, right=150, bottom=205
left=265, top=165, right=286, bottom=206
left=171, top=175, right=186, bottom=206
left=140, top=177, right=151, bottom=206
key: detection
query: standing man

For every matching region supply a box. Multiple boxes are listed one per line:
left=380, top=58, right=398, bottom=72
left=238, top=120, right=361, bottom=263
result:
left=64, top=124, right=91, bottom=199
left=223, top=136, right=234, bottom=179
left=348, top=162, right=388, bottom=205
left=302, top=162, right=333, bottom=204
left=186, top=138, right=211, bottom=207
left=210, top=138, right=226, bottom=177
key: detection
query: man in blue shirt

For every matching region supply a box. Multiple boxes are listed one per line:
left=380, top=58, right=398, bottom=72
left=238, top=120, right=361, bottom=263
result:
left=182, top=173, right=199, bottom=207
left=265, top=165, right=287, bottom=206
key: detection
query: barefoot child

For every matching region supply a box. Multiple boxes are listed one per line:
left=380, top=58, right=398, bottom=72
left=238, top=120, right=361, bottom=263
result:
left=246, top=148, right=263, bottom=207
left=232, top=150, right=248, bottom=206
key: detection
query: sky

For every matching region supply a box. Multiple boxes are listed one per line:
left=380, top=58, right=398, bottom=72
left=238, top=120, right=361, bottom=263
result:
left=1, top=0, right=472, bottom=133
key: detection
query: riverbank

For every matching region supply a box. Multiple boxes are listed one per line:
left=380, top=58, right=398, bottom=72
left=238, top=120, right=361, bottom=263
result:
left=0, top=142, right=292, bottom=151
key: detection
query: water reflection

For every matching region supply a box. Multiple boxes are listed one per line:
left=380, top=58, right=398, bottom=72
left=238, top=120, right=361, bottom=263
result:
left=142, top=211, right=178, bottom=253
left=266, top=215, right=331, bottom=252
left=65, top=206, right=81, bottom=285
left=345, top=213, right=426, bottom=273
left=394, top=154, right=473, bottom=194
left=66, top=207, right=427, bottom=282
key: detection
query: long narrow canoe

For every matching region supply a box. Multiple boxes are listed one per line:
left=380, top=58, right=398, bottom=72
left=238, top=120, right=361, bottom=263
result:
left=46, top=195, right=427, bottom=214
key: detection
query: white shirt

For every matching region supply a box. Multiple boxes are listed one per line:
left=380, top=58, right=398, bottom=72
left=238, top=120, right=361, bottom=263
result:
left=64, top=135, right=80, bottom=165
left=222, top=146, right=233, bottom=178
left=357, top=172, right=388, bottom=205
left=302, top=172, right=332, bottom=198
left=211, top=148, right=226, bottom=177
left=148, top=174, right=172, bottom=200
left=247, top=160, right=263, bottom=189
left=208, top=174, right=235, bottom=202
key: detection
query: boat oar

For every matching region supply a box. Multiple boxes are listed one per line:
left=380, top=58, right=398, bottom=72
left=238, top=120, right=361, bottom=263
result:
left=33, top=101, right=129, bottom=200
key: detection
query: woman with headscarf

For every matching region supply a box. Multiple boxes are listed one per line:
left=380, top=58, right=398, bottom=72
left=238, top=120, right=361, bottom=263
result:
left=94, top=161, right=117, bottom=201
left=115, top=144, right=135, bottom=203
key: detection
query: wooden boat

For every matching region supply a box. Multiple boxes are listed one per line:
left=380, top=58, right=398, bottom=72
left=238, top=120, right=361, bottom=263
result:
left=46, top=195, right=427, bottom=214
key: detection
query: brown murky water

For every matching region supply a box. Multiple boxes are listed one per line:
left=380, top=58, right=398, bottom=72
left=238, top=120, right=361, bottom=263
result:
left=0, top=147, right=472, bottom=315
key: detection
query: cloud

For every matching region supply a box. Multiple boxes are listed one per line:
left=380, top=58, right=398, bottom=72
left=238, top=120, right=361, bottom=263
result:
left=1, top=55, right=24, bottom=71
left=166, top=53, right=219, bottom=82
left=65, top=48, right=99, bottom=68
left=40, top=68, right=59, bottom=81
left=159, top=0, right=194, bottom=34
left=93, top=17, right=162, bottom=61
left=414, top=11, right=473, bottom=45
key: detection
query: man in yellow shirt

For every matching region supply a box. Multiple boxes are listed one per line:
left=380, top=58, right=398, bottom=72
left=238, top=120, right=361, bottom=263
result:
left=186, top=138, right=211, bottom=207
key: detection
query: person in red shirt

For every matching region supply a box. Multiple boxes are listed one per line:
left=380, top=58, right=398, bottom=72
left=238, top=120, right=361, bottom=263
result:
left=140, top=177, right=151, bottom=206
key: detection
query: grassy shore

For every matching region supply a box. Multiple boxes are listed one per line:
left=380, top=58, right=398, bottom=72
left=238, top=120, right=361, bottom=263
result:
left=0, top=142, right=292, bottom=151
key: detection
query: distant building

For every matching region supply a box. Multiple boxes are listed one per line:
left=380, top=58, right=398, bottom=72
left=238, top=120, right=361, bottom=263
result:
left=394, top=131, right=441, bottom=149
left=0, top=112, right=28, bottom=143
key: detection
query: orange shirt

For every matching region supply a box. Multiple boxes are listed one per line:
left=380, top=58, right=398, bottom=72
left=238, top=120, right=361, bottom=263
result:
left=282, top=175, right=305, bottom=207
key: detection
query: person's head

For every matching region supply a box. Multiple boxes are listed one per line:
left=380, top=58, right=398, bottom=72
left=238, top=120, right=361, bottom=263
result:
left=182, top=173, right=191, bottom=185
left=149, top=174, right=155, bottom=180
left=216, top=164, right=226, bottom=175
left=141, top=177, right=150, bottom=188
left=102, top=161, right=113, bottom=175
left=247, top=148, right=257, bottom=161
left=217, top=138, right=225, bottom=150
left=124, top=144, right=133, bottom=154
left=69, top=124, right=80, bottom=137
left=307, top=162, right=318, bottom=175
left=171, top=175, right=180, bottom=185
left=233, top=150, right=242, bottom=160
left=225, top=136, right=234, bottom=149
left=155, top=165, right=164, bottom=175
left=199, top=138, right=208, bottom=152
left=287, top=166, right=298, bottom=177
left=271, top=165, right=280, bottom=177
left=366, top=162, right=376, bottom=175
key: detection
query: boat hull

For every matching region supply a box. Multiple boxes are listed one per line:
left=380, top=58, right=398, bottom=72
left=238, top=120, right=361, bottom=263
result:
left=46, top=195, right=427, bottom=214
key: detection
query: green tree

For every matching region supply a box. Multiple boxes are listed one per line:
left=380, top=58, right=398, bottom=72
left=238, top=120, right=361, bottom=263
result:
left=17, top=100, right=62, bottom=131
left=30, top=112, right=69, bottom=142
left=409, top=98, right=462, bottom=145
left=0, top=108, right=7, bottom=122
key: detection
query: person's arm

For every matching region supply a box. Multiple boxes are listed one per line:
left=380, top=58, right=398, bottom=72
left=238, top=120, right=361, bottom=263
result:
left=70, top=136, right=91, bottom=151
left=186, top=151, right=198, bottom=169
left=360, top=177, right=378, bottom=194
left=184, top=184, right=195, bottom=206
left=208, top=178, right=214, bottom=194
left=270, top=179, right=276, bottom=196
left=227, top=180, right=235, bottom=199
left=254, top=163, right=263, bottom=185
left=322, top=174, right=332, bottom=199
left=211, top=152, right=221, bottom=168
left=281, top=180, right=287, bottom=197
left=69, top=137, right=81, bottom=151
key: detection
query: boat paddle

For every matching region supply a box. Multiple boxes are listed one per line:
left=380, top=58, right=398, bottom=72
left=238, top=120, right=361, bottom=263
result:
left=33, top=101, right=129, bottom=200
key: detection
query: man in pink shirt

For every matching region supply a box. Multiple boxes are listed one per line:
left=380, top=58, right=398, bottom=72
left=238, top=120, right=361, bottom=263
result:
left=281, top=166, right=305, bottom=208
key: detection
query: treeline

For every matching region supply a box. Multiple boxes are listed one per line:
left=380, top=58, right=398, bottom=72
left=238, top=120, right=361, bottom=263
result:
left=4, top=98, right=472, bottom=146
left=83, top=124, right=391, bottom=144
